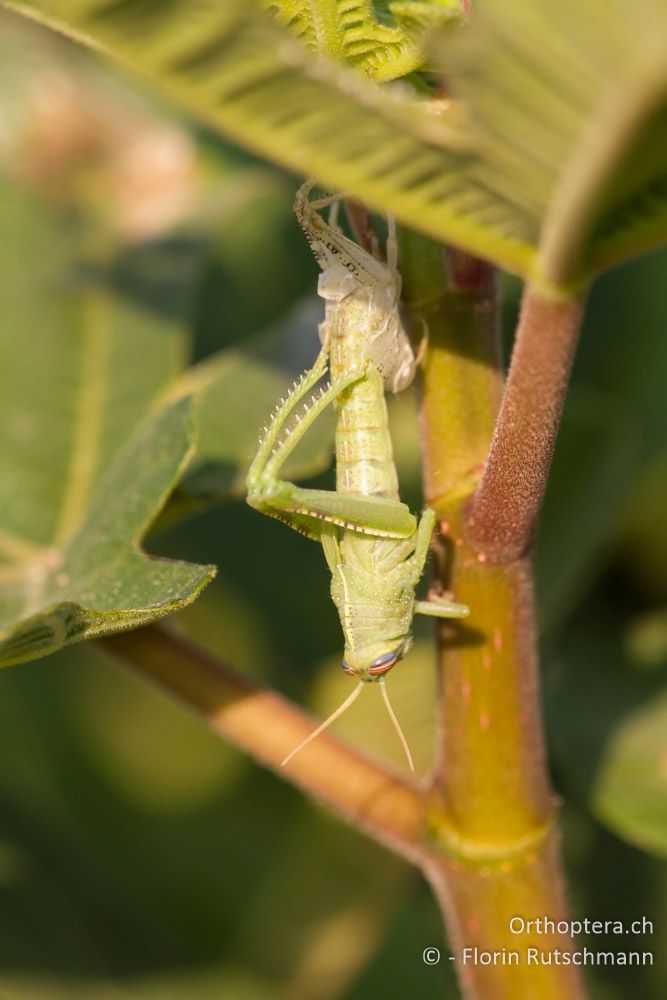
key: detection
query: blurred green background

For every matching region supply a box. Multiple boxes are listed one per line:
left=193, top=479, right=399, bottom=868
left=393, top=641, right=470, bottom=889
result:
left=0, top=11, right=665, bottom=1000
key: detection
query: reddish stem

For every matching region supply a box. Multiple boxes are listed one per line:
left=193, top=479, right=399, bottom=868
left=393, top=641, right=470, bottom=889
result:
left=465, top=287, right=586, bottom=563
left=465, top=287, right=584, bottom=563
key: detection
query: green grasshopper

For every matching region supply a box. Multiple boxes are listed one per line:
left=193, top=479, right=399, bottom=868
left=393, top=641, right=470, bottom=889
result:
left=247, top=182, right=468, bottom=769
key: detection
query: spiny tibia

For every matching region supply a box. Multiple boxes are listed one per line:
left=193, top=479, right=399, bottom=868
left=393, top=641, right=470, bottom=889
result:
left=266, top=386, right=332, bottom=461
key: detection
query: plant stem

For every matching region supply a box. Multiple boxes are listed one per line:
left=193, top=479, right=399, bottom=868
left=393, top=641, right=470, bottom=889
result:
left=100, top=626, right=425, bottom=862
left=403, top=237, right=587, bottom=999
left=435, top=555, right=552, bottom=838
left=424, top=545, right=584, bottom=998
left=464, top=286, right=587, bottom=563
left=423, top=830, right=583, bottom=1000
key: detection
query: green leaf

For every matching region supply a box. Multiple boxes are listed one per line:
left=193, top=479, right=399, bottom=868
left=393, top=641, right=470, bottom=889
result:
left=0, top=163, right=336, bottom=661
left=4, top=0, right=667, bottom=286
left=593, top=684, right=667, bottom=856
left=0, top=401, right=215, bottom=667
left=0, top=0, right=535, bottom=276
left=0, top=181, right=214, bottom=667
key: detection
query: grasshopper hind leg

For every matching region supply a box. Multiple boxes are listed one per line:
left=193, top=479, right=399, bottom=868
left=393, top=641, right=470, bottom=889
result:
left=246, top=350, right=373, bottom=539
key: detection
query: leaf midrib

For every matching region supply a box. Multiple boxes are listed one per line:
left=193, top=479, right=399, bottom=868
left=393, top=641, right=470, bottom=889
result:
left=53, top=285, right=112, bottom=547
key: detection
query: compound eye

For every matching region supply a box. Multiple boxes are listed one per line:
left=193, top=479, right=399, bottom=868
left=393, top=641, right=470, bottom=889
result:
left=368, top=650, right=400, bottom=676
left=341, top=659, right=356, bottom=676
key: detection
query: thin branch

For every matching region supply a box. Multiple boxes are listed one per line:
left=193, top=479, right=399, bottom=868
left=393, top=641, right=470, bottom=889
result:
left=100, top=625, right=426, bottom=863
left=464, top=285, right=587, bottom=563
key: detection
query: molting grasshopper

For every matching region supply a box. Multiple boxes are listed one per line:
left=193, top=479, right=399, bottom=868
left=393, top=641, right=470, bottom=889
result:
left=246, top=182, right=468, bottom=768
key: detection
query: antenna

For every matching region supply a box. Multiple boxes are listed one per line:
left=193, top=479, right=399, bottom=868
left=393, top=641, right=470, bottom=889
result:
left=379, top=678, right=415, bottom=772
left=281, top=681, right=364, bottom=767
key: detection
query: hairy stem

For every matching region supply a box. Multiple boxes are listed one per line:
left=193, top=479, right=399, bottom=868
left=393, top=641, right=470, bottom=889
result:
left=464, top=286, right=587, bottom=563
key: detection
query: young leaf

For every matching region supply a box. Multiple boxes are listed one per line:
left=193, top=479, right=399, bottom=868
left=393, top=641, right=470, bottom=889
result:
left=264, top=0, right=461, bottom=81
